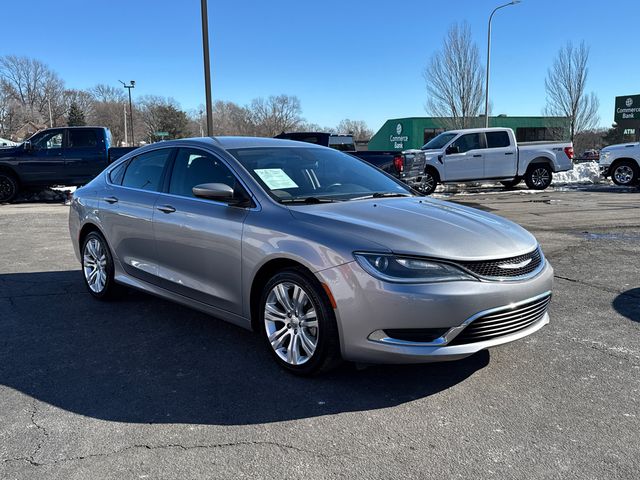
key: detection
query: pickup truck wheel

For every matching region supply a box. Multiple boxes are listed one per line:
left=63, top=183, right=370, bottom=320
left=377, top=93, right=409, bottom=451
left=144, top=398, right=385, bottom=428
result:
left=525, top=165, right=552, bottom=190
left=611, top=161, right=638, bottom=186
left=500, top=178, right=521, bottom=189
left=418, top=169, right=438, bottom=195
left=0, top=172, right=19, bottom=203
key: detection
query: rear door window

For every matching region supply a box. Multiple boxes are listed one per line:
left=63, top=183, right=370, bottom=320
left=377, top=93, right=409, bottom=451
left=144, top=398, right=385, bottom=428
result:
left=67, top=129, right=99, bottom=148
left=485, top=131, right=511, bottom=148
left=122, top=149, right=173, bottom=191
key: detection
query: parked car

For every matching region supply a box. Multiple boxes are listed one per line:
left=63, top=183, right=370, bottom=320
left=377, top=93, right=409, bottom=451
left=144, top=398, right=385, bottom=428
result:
left=69, top=137, right=554, bottom=375
left=0, top=126, right=137, bottom=203
left=402, top=127, right=574, bottom=194
left=599, top=142, right=640, bottom=186
left=274, top=131, right=408, bottom=178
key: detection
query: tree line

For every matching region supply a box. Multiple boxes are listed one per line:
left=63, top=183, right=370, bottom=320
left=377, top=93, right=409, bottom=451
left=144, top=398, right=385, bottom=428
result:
left=422, top=23, right=613, bottom=153
left=0, top=55, right=373, bottom=146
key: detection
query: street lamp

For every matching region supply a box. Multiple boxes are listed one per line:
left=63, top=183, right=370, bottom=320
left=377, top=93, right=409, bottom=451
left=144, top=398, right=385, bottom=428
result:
left=484, top=0, right=520, bottom=128
left=119, top=80, right=136, bottom=145
left=201, top=0, right=214, bottom=136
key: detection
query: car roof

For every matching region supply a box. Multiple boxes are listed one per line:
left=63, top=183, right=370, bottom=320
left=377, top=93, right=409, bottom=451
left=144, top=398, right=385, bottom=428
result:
left=151, top=136, right=325, bottom=150
left=446, top=127, right=511, bottom=135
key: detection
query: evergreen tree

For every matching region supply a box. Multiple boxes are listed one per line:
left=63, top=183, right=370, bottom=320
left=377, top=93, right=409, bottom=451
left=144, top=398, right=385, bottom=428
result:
left=67, top=102, right=86, bottom=126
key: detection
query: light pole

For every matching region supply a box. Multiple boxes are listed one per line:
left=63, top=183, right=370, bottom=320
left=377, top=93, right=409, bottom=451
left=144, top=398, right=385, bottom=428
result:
left=484, top=0, right=520, bottom=128
left=201, top=0, right=214, bottom=136
left=119, top=80, right=136, bottom=145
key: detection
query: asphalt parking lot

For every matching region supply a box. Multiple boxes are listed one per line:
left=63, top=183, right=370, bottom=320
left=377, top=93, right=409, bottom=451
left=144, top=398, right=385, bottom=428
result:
left=1, top=185, right=639, bottom=479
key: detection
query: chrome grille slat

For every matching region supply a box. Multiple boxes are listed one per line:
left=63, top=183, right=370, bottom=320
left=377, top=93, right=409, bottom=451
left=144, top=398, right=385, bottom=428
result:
left=457, top=248, right=543, bottom=279
left=480, top=298, right=550, bottom=321
left=471, top=302, right=550, bottom=328
left=465, top=307, right=549, bottom=333
left=449, top=293, right=551, bottom=345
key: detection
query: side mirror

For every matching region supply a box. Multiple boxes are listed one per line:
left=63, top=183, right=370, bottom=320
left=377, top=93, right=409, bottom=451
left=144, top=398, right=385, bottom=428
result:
left=23, top=141, right=33, bottom=151
left=192, top=183, right=234, bottom=201
left=445, top=145, right=459, bottom=155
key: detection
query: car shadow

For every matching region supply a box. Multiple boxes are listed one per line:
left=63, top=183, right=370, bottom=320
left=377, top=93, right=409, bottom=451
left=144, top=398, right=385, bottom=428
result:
left=0, top=270, right=489, bottom=426
left=612, top=288, right=640, bottom=323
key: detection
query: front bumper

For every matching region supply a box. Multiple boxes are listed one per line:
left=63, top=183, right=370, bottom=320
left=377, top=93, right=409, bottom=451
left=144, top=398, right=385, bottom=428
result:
left=600, top=164, right=611, bottom=177
left=316, top=260, right=554, bottom=364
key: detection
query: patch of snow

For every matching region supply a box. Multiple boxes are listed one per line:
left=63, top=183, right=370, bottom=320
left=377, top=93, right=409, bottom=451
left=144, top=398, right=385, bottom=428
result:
left=553, top=162, right=602, bottom=185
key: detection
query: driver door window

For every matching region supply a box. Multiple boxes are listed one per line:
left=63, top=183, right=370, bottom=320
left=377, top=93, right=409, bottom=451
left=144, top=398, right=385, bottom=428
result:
left=169, top=148, right=239, bottom=200
left=451, top=133, right=482, bottom=154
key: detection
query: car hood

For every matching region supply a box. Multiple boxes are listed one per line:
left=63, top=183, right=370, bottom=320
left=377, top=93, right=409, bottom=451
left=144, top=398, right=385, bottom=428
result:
left=288, top=197, right=538, bottom=261
left=0, top=146, right=20, bottom=157
left=601, top=143, right=638, bottom=153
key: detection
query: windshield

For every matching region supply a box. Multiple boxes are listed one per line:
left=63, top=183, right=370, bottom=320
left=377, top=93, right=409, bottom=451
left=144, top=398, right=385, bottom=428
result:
left=422, top=132, right=457, bottom=150
left=228, top=146, right=412, bottom=203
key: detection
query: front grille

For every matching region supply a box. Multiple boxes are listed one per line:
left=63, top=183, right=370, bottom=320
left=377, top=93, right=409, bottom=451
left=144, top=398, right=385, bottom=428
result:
left=449, top=294, right=551, bottom=345
left=457, top=248, right=543, bottom=279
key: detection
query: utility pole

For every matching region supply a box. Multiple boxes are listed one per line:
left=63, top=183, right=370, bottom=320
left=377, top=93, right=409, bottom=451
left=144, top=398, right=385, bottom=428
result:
left=48, top=98, right=53, bottom=127
left=123, top=103, right=128, bottom=146
left=201, top=0, right=214, bottom=136
left=485, top=1, right=521, bottom=128
left=119, top=80, right=136, bottom=145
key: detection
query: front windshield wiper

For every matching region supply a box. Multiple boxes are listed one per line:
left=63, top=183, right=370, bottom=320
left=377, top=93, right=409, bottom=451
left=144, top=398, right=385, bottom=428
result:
left=349, top=192, right=413, bottom=201
left=280, top=196, right=338, bottom=204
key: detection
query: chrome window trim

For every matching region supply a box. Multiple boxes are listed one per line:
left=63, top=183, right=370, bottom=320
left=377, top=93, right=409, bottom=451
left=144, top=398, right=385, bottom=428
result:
left=105, top=145, right=261, bottom=211
left=368, top=290, right=552, bottom=347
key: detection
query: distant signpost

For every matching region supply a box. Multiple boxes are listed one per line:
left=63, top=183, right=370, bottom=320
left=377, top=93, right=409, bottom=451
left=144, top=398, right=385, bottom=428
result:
left=155, top=132, right=169, bottom=140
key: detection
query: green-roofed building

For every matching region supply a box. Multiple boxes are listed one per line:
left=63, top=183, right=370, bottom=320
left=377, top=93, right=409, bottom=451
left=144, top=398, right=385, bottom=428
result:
left=368, top=116, right=570, bottom=151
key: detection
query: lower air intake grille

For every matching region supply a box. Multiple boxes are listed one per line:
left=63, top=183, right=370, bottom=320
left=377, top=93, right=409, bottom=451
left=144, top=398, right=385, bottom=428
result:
left=449, top=294, right=551, bottom=345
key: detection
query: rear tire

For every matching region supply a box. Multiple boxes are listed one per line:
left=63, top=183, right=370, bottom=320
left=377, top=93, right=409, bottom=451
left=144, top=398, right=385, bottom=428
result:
left=259, top=268, right=342, bottom=376
left=81, top=231, right=121, bottom=300
left=0, top=172, right=19, bottom=203
left=611, top=160, right=639, bottom=186
left=500, top=178, right=521, bottom=189
left=525, top=165, right=552, bottom=190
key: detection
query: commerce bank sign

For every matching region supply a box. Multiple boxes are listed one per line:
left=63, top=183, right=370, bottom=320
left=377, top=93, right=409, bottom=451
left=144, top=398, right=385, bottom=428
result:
left=615, top=94, right=640, bottom=125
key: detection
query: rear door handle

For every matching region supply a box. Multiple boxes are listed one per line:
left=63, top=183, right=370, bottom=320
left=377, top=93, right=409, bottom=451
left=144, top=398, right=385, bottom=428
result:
left=472, top=154, right=482, bottom=157
left=505, top=152, right=514, bottom=155
left=103, top=196, right=118, bottom=204
left=157, top=205, right=176, bottom=214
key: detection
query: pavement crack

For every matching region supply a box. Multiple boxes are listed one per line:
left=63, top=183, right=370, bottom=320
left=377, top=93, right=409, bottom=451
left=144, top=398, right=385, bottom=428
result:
left=554, top=275, right=638, bottom=298
left=28, top=399, right=49, bottom=466
left=3, top=441, right=329, bottom=467
left=567, top=336, right=640, bottom=366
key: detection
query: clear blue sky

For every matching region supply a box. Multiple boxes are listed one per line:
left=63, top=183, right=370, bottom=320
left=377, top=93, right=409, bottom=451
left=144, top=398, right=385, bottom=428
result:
left=1, top=0, right=635, bottom=131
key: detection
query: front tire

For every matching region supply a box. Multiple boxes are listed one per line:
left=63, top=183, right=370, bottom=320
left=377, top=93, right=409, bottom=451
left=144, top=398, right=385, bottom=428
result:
left=81, top=231, right=120, bottom=300
left=611, top=160, right=638, bottom=186
left=418, top=169, right=438, bottom=195
left=0, top=172, right=19, bottom=203
left=259, top=268, right=341, bottom=375
left=525, top=165, right=552, bottom=190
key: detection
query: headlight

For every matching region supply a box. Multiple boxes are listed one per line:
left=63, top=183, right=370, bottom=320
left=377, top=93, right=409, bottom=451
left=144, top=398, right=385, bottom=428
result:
left=600, top=152, right=610, bottom=163
left=354, top=253, right=477, bottom=283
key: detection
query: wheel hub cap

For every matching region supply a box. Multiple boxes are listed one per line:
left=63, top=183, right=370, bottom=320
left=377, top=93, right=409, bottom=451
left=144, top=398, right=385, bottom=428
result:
left=264, top=282, right=318, bottom=366
left=532, top=168, right=550, bottom=187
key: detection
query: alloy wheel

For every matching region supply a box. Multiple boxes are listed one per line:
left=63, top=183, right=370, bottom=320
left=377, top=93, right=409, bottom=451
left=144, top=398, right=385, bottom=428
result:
left=83, top=238, right=108, bottom=293
left=264, top=282, right=318, bottom=366
left=614, top=165, right=634, bottom=185
left=531, top=167, right=550, bottom=188
left=0, top=175, right=16, bottom=202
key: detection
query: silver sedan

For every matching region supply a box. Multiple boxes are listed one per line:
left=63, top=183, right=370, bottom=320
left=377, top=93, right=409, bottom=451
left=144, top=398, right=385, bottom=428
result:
left=69, top=137, right=553, bottom=375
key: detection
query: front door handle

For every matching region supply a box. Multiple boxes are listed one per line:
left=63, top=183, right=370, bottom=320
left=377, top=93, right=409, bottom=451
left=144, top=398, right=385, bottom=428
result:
left=472, top=154, right=482, bottom=158
left=103, top=196, right=118, bottom=204
left=505, top=152, right=514, bottom=155
left=157, top=205, right=176, bottom=214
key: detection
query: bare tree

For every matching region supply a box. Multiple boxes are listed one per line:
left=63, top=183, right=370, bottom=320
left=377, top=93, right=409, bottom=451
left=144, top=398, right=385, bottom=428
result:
left=250, top=95, right=303, bottom=136
left=0, top=55, right=65, bottom=126
left=90, top=84, right=126, bottom=103
left=544, top=41, right=599, bottom=142
left=423, top=23, right=485, bottom=129
left=335, top=119, right=374, bottom=141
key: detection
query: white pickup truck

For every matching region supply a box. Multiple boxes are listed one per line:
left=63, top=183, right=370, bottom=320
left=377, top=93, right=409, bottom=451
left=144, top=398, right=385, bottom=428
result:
left=401, top=127, right=574, bottom=194
left=599, top=142, right=640, bottom=186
